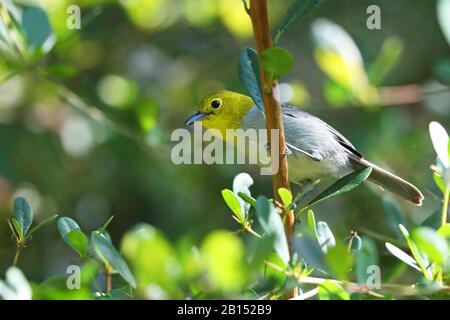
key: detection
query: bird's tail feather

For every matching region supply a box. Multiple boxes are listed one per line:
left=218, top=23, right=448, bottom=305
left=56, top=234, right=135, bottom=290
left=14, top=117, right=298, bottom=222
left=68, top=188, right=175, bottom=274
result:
left=350, top=157, right=424, bottom=206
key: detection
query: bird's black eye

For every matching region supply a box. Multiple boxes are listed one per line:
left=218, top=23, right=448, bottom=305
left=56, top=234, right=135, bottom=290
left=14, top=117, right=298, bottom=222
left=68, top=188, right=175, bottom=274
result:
left=211, top=99, right=221, bottom=109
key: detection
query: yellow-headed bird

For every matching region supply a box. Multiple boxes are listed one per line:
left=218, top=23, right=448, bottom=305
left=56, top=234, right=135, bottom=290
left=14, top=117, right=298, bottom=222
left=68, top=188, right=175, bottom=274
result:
left=185, top=90, right=424, bottom=205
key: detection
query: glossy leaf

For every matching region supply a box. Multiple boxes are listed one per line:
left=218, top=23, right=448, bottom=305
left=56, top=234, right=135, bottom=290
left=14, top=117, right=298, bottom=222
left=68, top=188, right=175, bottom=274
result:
left=293, top=235, right=327, bottom=271
left=399, top=224, right=432, bottom=279
left=238, top=47, right=264, bottom=112
left=325, top=243, right=353, bottom=279
left=437, top=0, right=450, bottom=47
left=308, top=167, right=372, bottom=207
left=201, top=231, right=246, bottom=291
left=429, top=121, right=449, bottom=168
left=57, top=217, right=81, bottom=237
left=21, top=6, right=52, bottom=49
left=256, top=196, right=290, bottom=264
left=307, top=210, right=317, bottom=237
left=367, top=37, right=403, bottom=86
left=92, top=231, right=137, bottom=289
left=66, top=230, right=89, bottom=257
left=385, top=242, right=420, bottom=272
left=278, top=187, right=293, bottom=209
left=274, top=0, right=322, bottom=43
left=260, top=47, right=294, bottom=82
left=222, top=189, right=245, bottom=223
left=433, top=59, right=450, bottom=85
left=57, top=217, right=89, bottom=257
left=232, top=173, right=253, bottom=218
left=121, top=224, right=176, bottom=291
left=13, top=197, right=33, bottom=237
left=433, top=172, right=447, bottom=195
left=316, top=221, right=336, bottom=253
left=438, top=223, right=450, bottom=239
left=411, top=227, right=449, bottom=266
left=318, top=280, right=349, bottom=300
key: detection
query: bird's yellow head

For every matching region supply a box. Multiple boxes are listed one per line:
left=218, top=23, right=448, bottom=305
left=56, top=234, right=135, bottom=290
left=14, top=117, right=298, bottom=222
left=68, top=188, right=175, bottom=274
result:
left=185, top=90, right=254, bottom=137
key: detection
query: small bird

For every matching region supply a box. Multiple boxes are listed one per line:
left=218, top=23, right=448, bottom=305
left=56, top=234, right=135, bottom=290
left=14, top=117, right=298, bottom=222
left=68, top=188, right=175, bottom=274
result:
left=185, top=90, right=424, bottom=205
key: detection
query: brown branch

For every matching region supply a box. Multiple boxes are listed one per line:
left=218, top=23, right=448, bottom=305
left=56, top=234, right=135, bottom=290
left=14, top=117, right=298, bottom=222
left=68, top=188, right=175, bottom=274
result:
left=248, top=0, right=296, bottom=299
left=105, top=265, right=112, bottom=293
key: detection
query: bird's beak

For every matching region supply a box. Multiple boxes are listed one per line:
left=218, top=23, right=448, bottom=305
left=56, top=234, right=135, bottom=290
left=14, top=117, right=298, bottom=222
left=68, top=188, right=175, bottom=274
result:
left=185, top=112, right=208, bottom=125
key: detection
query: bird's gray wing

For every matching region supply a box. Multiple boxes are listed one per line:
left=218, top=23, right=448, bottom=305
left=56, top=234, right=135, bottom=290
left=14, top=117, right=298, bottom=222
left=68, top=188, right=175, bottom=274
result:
left=282, top=104, right=363, bottom=159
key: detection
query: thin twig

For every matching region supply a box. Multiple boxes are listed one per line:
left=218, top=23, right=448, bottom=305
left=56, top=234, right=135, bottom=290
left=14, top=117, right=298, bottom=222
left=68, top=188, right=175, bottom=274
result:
left=12, top=246, right=21, bottom=267
left=241, top=0, right=250, bottom=15
left=347, top=230, right=356, bottom=252
left=290, top=287, right=319, bottom=300
left=264, top=260, right=450, bottom=298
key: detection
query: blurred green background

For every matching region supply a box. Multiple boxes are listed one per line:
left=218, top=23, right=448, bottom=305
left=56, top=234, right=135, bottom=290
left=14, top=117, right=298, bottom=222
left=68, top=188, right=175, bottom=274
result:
left=0, top=0, right=449, bottom=296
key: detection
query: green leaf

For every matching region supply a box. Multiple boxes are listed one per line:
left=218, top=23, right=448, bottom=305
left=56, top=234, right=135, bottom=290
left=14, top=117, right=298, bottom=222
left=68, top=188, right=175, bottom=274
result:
left=421, top=209, right=442, bottom=230
left=438, top=223, right=450, bottom=238
left=308, top=167, right=372, bottom=207
left=274, top=0, right=322, bottom=44
left=307, top=210, right=317, bottom=237
left=293, top=235, right=327, bottom=271
left=260, top=47, right=294, bottom=83
left=21, top=6, right=53, bottom=50
left=433, top=59, right=450, bottom=85
left=91, top=231, right=137, bottom=289
left=222, top=189, right=245, bottom=223
left=382, top=197, right=407, bottom=239
left=411, top=227, right=449, bottom=266
left=355, top=237, right=378, bottom=283
left=10, top=218, right=22, bottom=240
left=13, top=197, right=33, bottom=237
left=237, top=192, right=256, bottom=208
left=201, top=231, right=246, bottom=292
left=433, top=172, right=447, bottom=195
left=318, top=281, right=349, bottom=300
left=57, top=217, right=89, bottom=257
left=429, top=121, right=449, bottom=168
left=398, top=224, right=432, bottom=279
left=385, top=242, right=420, bottom=272
left=66, top=230, right=89, bottom=257
left=367, top=37, right=403, bottom=86
left=238, top=47, right=264, bottom=112
left=232, top=173, right=254, bottom=218
left=316, top=221, right=336, bottom=253
left=278, top=187, right=293, bottom=209
left=325, top=243, right=353, bottom=279
left=57, top=217, right=81, bottom=237
left=323, top=80, right=352, bottom=107
left=121, top=224, right=176, bottom=291
left=256, top=196, right=290, bottom=264
left=99, top=215, right=114, bottom=233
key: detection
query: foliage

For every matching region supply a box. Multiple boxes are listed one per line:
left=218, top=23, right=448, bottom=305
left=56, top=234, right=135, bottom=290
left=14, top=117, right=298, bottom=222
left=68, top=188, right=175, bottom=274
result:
left=0, top=0, right=449, bottom=300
